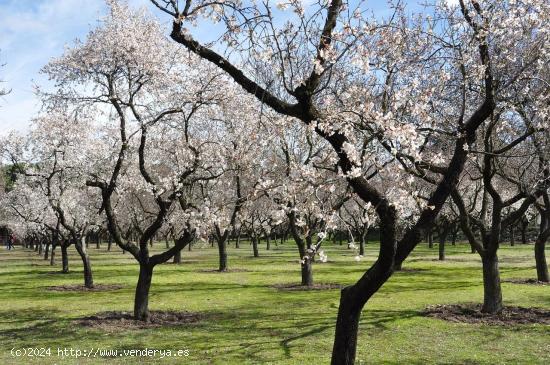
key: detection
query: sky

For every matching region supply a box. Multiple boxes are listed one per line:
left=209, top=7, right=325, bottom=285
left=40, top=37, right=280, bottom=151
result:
left=0, top=0, right=456, bottom=136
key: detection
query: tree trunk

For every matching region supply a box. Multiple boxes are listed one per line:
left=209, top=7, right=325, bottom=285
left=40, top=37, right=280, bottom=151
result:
left=301, top=258, right=313, bottom=286
left=451, top=228, right=457, bottom=245
left=61, top=244, right=69, bottom=273
left=108, top=235, right=112, bottom=251
left=96, top=234, right=100, bottom=249
left=44, top=243, right=50, bottom=260
left=50, top=244, right=56, bottom=266
left=252, top=237, right=259, bottom=257
left=165, top=238, right=170, bottom=249
left=510, top=225, right=515, bottom=246
left=438, top=238, right=445, bottom=261
left=428, top=231, right=433, bottom=248
left=481, top=253, right=503, bottom=313
left=173, top=249, right=182, bottom=264
left=235, top=232, right=240, bottom=248
left=535, top=237, right=549, bottom=282
left=266, top=235, right=270, bottom=250
left=134, top=263, right=153, bottom=321
left=75, top=238, right=94, bottom=288
left=359, top=233, right=365, bottom=256
left=331, top=287, right=362, bottom=365
left=217, top=239, right=228, bottom=271
left=521, top=221, right=528, bottom=244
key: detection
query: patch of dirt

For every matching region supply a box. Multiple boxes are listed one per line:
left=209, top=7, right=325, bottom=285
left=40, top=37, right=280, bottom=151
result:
left=503, top=278, right=549, bottom=286
left=272, top=283, right=343, bottom=291
left=196, top=268, right=250, bottom=273
left=423, top=304, right=550, bottom=325
left=45, top=284, right=124, bottom=292
left=78, top=311, right=202, bottom=330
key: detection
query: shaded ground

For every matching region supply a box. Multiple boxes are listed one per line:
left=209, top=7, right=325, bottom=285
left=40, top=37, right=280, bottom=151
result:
left=423, top=304, right=550, bottom=325
left=45, top=284, right=124, bottom=292
left=79, top=311, right=203, bottom=330
left=271, top=283, right=343, bottom=291
left=503, top=278, right=549, bottom=286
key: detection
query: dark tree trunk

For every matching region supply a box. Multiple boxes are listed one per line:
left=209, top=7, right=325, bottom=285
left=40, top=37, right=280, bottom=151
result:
left=188, top=240, right=192, bottom=251
left=149, top=238, right=153, bottom=247
left=75, top=240, right=94, bottom=288
left=521, top=221, right=528, bottom=244
left=535, top=237, right=549, bottom=282
left=236, top=232, right=241, bottom=248
left=451, top=228, right=457, bottom=245
left=266, top=235, right=270, bottom=250
left=481, top=253, right=503, bottom=313
left=134, top=263, right=153, bottom=321
left=44, top=243, right=50, bottom=260
left=359, top=233, right=365, bottom=256
left=510, top=225, right=515, bottom=246
left=252, top=236, right=259, bottom=257
left=438, top=227, right=449, bottom=261
left=165, top=238, right=170, bottom=249
left=331, top=287, right=362, bottom=365
left=394, top=261, right=402, bottom=271
left=61, top=244, right=69, bottom=273
left=301, top=258, right=313, bottom=286
left=173, top=248, right=182, bottom=264
left=38, top=243, right=42, bottom=254
left=217, top=238, right=228, bottom=271
left=50, top=245, right=56, bottom=266
left=96, top=234, right=100, bottom=249
left=108, top=235, right=112, bottom=251
left=428, top=231, right=433, bottom=248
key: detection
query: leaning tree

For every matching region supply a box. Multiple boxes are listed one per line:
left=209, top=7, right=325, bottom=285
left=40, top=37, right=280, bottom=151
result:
left=147, top=0, right=550, bottom=362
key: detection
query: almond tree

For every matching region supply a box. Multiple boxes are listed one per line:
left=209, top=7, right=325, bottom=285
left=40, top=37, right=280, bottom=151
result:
left=149, top=0, right=549, bottom=362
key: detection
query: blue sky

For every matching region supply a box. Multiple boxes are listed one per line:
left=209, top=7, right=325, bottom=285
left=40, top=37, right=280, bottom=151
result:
left=0, top=0, right=455, bottom=136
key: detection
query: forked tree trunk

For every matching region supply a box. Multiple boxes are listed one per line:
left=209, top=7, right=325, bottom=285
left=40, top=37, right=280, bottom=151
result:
left=481, top=253, right=503, bottom=313
left=252, top=236, right=259, bottom=257
left=535, top=236, right=549, bottom=282
left=75, top=238, right=94, bottom=288
left=217, top=239, right=228, bottom=271
left=61, top=244, right=69, bottom=273
left=134, top=263, right=153, bottom=321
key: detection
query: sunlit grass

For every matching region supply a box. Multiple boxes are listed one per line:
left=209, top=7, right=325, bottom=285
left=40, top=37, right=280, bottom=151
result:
left=0, top=240, right=548, bottom=364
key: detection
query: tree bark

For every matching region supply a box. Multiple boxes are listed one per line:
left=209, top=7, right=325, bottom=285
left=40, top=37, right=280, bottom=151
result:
left=44, top=243, right=50, bottom=260
left=173, top=248, right=182, bottom=264
left=359, top=232, right=365, bottom=256
left=134, top=263, right=153, bottom=321
left=301, top=258, right=313, bottom=286
left=331, top=287, right=362, bottom=365
left=50, top=244, right=56, bottom=266
left=535, top=236, right=549, bottom=282
left=217, top=238, right=228, bottom=271
left=481, top=253, right=503, bottom=313
left=510, top=225, right=515, bottom=246
left=428, top=230, right=433, bottom=248
left=266, top=235, right=271, bottom=250
left=61, top=244, right=69, bottom=273
left=75, top=238, right=94, bottom=288
left=252, top=236, right=259, bottom=257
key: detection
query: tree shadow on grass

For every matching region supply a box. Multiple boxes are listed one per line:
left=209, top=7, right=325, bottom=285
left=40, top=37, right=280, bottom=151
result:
left=0, top=309, right=103, bottom=348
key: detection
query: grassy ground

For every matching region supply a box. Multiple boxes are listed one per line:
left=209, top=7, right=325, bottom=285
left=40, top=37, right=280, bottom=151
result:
left=0, top=240, right=548, bottom=365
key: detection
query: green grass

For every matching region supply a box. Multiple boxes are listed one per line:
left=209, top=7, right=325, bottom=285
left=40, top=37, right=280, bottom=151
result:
left=0, top=241, right=548, bottom=364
